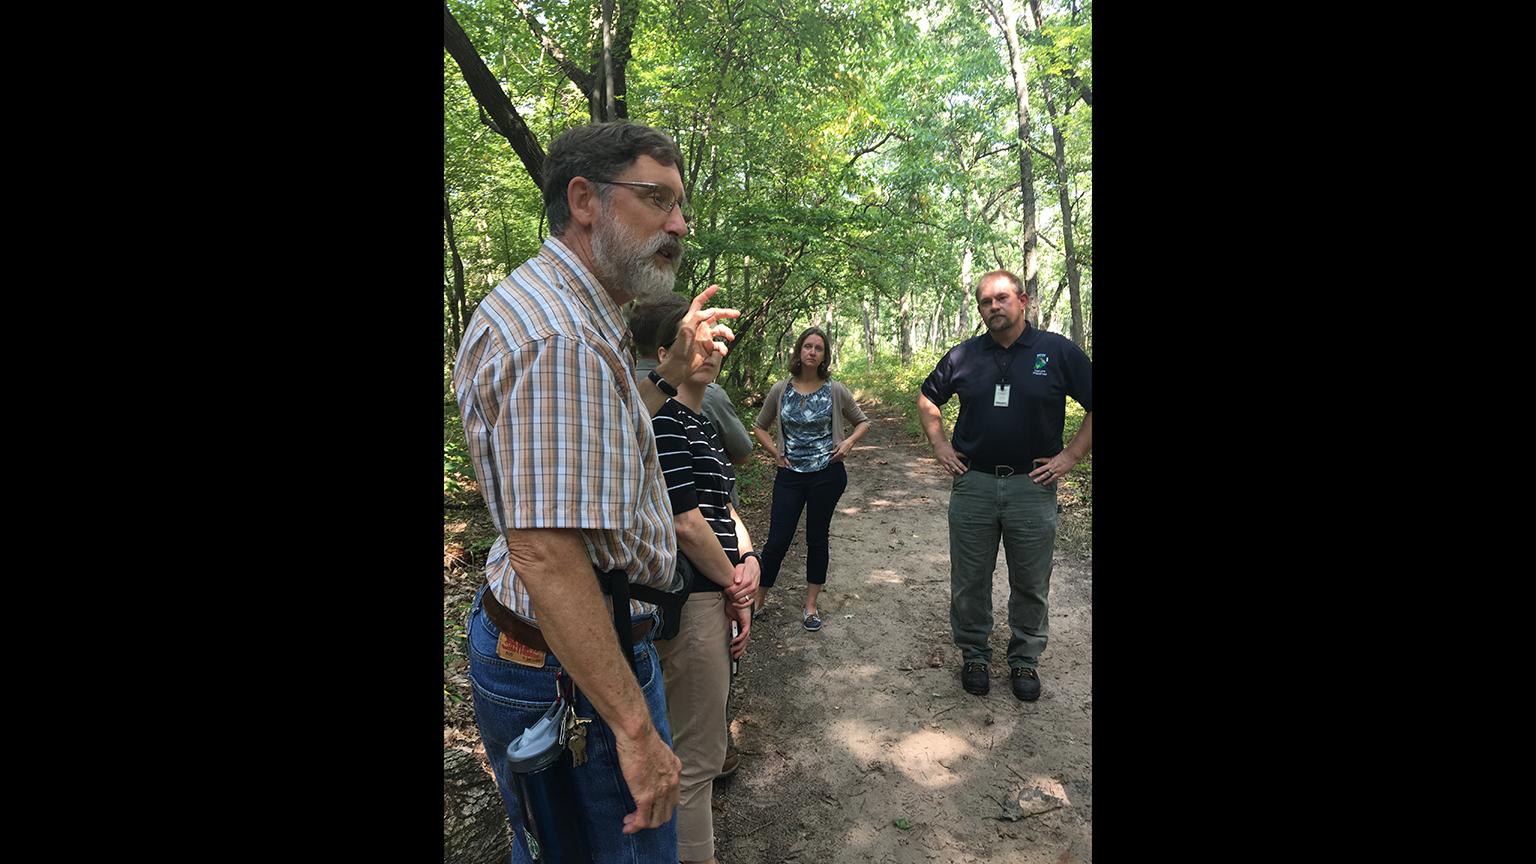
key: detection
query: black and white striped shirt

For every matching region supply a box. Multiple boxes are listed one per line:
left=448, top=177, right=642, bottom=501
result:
left=652, top=399, right=738, bottom=591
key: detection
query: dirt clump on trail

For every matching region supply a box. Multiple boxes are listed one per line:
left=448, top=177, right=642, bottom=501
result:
left=444, top=399, right=1093, bottom=863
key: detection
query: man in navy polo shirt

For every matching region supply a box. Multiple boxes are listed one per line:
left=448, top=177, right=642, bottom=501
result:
left=917, top=270, right=1093, bottom=702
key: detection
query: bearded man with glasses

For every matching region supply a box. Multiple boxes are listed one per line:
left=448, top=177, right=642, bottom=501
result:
left=453, top=121, right=740, bottom=862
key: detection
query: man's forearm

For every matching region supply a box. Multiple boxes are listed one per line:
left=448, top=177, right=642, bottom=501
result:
left=1064, top=411, right=1092, bottom=460
left=504, top=527, right=656, bottom=742
left=917, top=394, right=947, bottom=448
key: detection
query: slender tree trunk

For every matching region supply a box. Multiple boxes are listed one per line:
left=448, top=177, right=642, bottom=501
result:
left=599, top=0, right=616, bottom=120
left=984, top=0, right=1040, bottom=322
left=823, top=299, right=837, bottom=370
left=898, top=284, right=913, bottom=365
left=1031, top=0, right=1085, bottom=348
left=958, top=194, right=974, bottom=341
left=1040, top=274, right=1066, bottom=333
left=741, top=156, right=751, bottom=309
left=1050, top=117, right=1084, bottom=346
left=444, top=192, right=466, bottom=351
left=611, top=0, right=636, bottom=119
left=925, top=296, right=938, bottom=350
left=861, top=297, right=875, bottom=368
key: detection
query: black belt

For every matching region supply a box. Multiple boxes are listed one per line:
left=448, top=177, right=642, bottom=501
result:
left=481, top=586, right=654, bottom=656
left=966, top=460, right=1057, bottom=487
left=967, top=461, right=1026, bottom=476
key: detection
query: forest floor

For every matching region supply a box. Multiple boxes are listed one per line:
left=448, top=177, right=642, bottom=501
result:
left=445, top=397, right=1093, bottom=864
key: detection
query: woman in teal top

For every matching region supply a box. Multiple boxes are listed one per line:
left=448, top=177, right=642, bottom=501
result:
left=751, top=327, right=871, bottom=631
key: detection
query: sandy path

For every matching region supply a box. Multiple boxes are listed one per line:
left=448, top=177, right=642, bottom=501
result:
left=715, top=403, right=1093, bottom=864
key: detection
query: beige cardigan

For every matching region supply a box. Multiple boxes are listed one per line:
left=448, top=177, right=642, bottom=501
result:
left=754, top=378, right=870, bottom=453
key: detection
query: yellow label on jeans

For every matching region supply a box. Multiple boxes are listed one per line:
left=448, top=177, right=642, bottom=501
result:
left=496, top=632, right=546, bottom=668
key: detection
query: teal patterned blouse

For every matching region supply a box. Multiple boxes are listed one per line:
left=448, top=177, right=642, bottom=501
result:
left=780, top=383, right=835, bottom=472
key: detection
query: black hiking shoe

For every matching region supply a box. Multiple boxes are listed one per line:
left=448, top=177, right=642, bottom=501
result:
left=1011, top=666, right=1041, bottom=702
left=962, top=662, right=990, bottom=695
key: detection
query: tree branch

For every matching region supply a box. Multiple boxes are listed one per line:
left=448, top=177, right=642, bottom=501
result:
left=971, top=143, right=1017, bottom=164
left=510, top=0, right=595, bottom=93
left=1067, top=74, right=1092, bottom=107
left=444, top=4, right=545, bottom=184
left=1028, top=142, right=1057, bottom=164
left=980, top=181, right=1022, bottom=223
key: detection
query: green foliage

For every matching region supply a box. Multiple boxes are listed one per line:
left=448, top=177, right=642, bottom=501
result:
left=443, top=0, right=1093, bottom=497
left=444, top=396, right=475, bottom=497
left=837, top=346, right=953, bottom=441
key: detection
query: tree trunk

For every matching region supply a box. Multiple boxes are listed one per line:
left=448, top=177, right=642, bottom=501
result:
left=444, top=192, right=467, bottom=351
left=958, top=194, right=974, bottom=341
left=599, top=0, right=617, bottom=120
left=444, top=4, right=546, bottom=186
left=925, top=295, right=939, bottom=350
left=1050, top=115, right=1084, bottom=347
left=611, top=0, right=637, bottom=119
left=1031, top=0, right=1085, bottom=348
left=983, top=0, right=1040, bottom=321
left=861, top=297, right=875, bottom=368
left=1040, top=274, right=1066, bottom=333
left=444, top=748, right=512, bottom=864
left=898, top=284, right=913, bottom=365
left=824, top=299, right=837, bottom=370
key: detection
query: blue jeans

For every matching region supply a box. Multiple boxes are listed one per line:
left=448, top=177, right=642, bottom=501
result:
left=947, top=470, right=1059, bottom=668
left=467, top=584, right=678, bottom=863
left=759, top=462, right=848, bottom=588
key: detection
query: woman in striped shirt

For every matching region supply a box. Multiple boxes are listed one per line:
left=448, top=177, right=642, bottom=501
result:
left=636, top=295, right=758, bottom=864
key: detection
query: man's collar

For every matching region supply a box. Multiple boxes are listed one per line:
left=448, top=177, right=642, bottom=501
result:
left=983, top=322, right=1035, bottom=351
left=540, top=236, right=630, bottom=354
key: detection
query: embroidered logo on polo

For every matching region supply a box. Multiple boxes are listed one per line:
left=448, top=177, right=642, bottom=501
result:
left=1033, top=353, right=1049, bottom=376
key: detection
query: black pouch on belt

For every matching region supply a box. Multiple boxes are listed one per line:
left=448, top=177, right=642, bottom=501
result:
left=598, top=567, right=687, bottom=668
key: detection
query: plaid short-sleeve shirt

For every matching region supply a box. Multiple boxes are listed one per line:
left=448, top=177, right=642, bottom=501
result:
left=452, top=237, right=680, bottom=621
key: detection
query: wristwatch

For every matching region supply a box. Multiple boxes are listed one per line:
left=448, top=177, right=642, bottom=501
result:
left=647, top=368, right=678, bottom=397
left=739, top=550, right=762, bottom=566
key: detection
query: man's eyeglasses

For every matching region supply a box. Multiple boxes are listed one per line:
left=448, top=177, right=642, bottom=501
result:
left=592, top=179, right=693, bottom=225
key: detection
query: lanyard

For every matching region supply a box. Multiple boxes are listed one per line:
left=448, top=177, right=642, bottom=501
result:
left=992, top=345, right=1019, bottom=385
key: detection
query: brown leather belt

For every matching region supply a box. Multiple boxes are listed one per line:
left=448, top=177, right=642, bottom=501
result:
left=481, top=587, right=654, bottom=655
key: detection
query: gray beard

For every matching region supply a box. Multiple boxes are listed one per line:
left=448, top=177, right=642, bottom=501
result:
left=591, top=213, right=682, bottom=302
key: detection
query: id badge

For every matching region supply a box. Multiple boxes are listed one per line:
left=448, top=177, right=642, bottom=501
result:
left=993, top=384, right=1011, bottom=407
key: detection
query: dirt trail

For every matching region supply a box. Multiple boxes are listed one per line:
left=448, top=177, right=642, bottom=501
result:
left=714, top=402, right=1093, bottom=863
left=444, top=398, right=1093, bottom=863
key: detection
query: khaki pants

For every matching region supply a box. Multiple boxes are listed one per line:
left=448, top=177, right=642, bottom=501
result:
left=655, top=591, right=730, bottom=862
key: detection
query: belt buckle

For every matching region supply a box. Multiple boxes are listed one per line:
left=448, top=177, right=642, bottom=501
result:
left=995, top=465, right=1015, bottom=477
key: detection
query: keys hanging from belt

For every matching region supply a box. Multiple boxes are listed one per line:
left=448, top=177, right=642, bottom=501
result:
left=555, top=671, right=594, bottom=767
left=563, top=704, right=592, bottom=766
